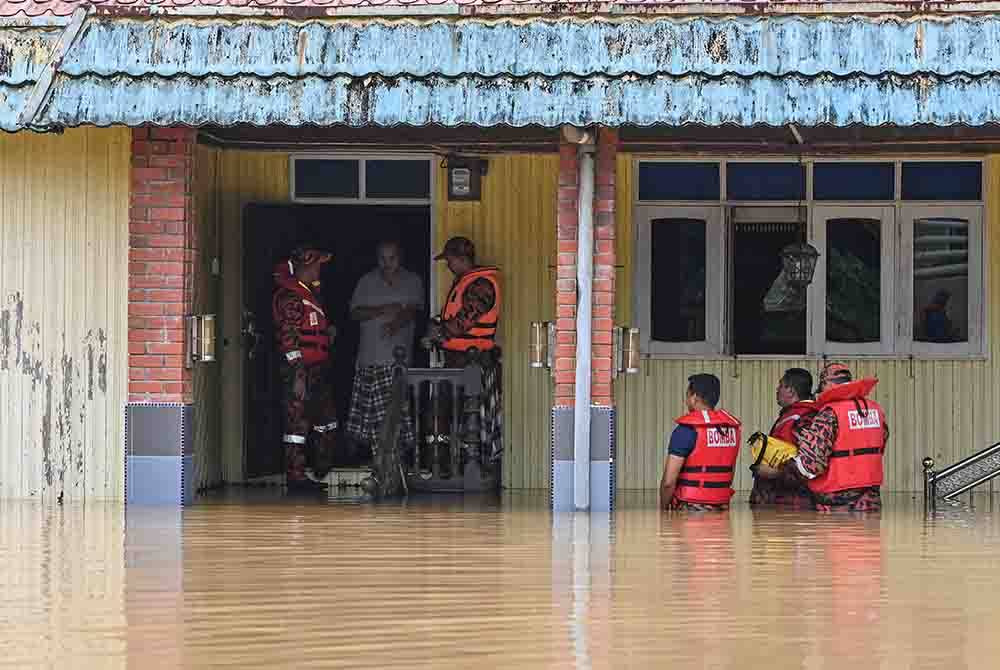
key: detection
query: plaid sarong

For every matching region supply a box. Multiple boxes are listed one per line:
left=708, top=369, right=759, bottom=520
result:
left=346, top=364, right=416, bottom=449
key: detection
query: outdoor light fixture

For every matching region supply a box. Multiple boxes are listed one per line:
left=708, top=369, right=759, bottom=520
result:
left=187, top=314, right=217, bottom=366
left=613, top=326, right=641, bottom=377
left=529, top=321, right=554, bottom=370
left=445, top=156, right=488, bottom=201
left=780, top=241, right=820, bottom=288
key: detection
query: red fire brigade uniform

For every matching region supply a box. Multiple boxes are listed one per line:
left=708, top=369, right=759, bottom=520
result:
left=673, top=409, right=742, bottom=507
left=272, top=263, right=337, bottom=483
left=807, top=378, right=886, bottom=496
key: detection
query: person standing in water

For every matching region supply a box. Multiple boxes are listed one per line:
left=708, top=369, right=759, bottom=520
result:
left=660, top=374, right=742, bottom=511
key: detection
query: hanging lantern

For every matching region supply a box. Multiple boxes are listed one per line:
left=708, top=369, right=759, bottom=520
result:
left=780, top=242, right=820, bottom=288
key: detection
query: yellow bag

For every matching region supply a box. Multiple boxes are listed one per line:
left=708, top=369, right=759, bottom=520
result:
left=747, top=432, right=798, bottom=478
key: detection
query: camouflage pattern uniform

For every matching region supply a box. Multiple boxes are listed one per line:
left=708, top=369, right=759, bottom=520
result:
left=793, top=408, right=889, bottom=512
left=273, top=284, right=337, bottom=482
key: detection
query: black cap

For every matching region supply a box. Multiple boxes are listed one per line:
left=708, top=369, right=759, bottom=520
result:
left=434, top=236, right=475, bottom=262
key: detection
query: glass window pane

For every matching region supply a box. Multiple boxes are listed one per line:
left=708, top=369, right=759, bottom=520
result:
left=814, top=163, right=895, bottom=201
left=638, top=163, right=720, bottom=201
left=826, top=219, right=882, bottom=343
left=365, top=160, right=431, bottom=199
left=902, top=162, right=982, bottom=201
left=913, top=218, right=970, bottom=343
left=726, top=162, right=805, bottom=201
left=294, top=159, right=359, bottom=199
left=733, top=220, right=806, bottom=355
left=650, top=219, right=706, bottom=342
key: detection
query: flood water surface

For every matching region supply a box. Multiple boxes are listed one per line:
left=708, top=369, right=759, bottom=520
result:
left=2, top=492, right=1000, bottom=669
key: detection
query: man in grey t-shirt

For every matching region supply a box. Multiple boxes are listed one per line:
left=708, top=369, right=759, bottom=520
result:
left=345, top=240, right=424, bottom=454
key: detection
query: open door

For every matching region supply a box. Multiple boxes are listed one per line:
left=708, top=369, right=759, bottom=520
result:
left=242, top=204, right=431, bottom=479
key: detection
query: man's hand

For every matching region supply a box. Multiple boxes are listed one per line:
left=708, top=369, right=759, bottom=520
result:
left=659, top=484, right=675, bottom=511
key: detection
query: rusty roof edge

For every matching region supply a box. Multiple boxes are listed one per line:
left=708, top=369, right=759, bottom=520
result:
left=77, top=1, right=1000, bottom=20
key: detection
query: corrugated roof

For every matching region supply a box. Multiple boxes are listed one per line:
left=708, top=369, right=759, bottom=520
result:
left=22, top=73, right=1000, bottom=129
left=61, top=16, right=1000, bottom=78
left=0, top=25, right=57, bottom=83
left=6, top=15, right=1000, bottom=131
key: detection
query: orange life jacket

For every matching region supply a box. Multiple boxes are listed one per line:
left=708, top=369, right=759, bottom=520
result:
left=674, top=409, right=742, bottom=506
left=272, top=276, right=330, bottom=367
left=807, top=378, right=886, bottom=495
left=440, top=266, right=500, bottom=353
left=770, top=400, right=819, bottom=445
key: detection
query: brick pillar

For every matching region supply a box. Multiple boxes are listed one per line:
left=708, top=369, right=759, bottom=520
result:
left=591, top=128, right=618, bottom=407
left=555, top=142, right=580, bottom=406
left=128, top=127, right=197, bottom=404
left=126, top=126, right=198, bottom=506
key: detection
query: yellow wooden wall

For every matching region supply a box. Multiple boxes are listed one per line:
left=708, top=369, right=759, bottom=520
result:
left=210, top=150, right=291, bottom=482
left=613, top=155, right=1000, bottom=492
left=435, top=154, right=557, bottom=490
left=191, top=145, right=224, bottom=490
left=0, top=128, right=130, bottom=501
left=209, top=150, right=556, bottom=488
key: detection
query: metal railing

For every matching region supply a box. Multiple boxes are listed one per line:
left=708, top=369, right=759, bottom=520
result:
left=923, top=441, right=1000, bottom=508
left=366, top=347, right=497, bottom=497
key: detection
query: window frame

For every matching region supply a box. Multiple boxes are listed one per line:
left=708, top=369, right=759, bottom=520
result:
left=289, top=153, right=435, bottom=205
left=898, top=204, right=985, bottom=357
left=634, top=205, right=725, bottom=357
left=810, top=205, right=897, bottom=356
left=632, top=156, right=988, bottom=361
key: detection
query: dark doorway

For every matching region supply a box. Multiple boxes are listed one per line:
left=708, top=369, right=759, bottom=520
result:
left=243, top=204, right=431, bottom=478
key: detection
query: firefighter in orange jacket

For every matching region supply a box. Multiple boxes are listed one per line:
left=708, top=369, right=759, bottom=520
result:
left=660, top=373, right=742, bottom=511
left=273, top=245, right=337, bottom=493
left=786, top=363, right=889, bottom=512
left=423, top=236, right=503, bottom=462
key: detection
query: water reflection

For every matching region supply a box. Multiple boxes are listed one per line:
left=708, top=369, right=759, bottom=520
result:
left=0, top=493, right=999, bottom=669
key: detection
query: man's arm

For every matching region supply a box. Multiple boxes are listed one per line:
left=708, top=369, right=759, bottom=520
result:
left=275, top=291, right=305, bottom=365
left=660, top=455, right=687, bottom=510
left=659, top=425, right=697, bottom=509
left=789, top=407, right=838, bottom=480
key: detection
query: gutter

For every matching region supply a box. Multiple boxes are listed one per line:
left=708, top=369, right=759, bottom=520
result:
left=573, top=138, right=596, bottom=512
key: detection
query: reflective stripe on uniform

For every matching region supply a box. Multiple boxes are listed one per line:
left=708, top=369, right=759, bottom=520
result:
left=313, top=421, right=338, bottom=433
left=283, top=434, right=307, bottom=444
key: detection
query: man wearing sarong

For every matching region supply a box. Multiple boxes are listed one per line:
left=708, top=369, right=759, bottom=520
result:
left=345, top=240, right=423, bottom=459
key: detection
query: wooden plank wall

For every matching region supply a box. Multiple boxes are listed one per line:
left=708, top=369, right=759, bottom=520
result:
left=614, top=155, right=1000, bottom=492
left=191, top=145, right=224, bottom=490
left=0, top=128, right=129, bottom=500
left=435, top=154, right=558, bottom=490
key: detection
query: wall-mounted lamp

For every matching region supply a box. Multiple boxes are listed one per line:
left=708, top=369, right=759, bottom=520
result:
left=444, top=155, right=489, bottom=201
left=529, top=321, right=554, bottom=370
left=187, top=314, right=217, bottom=367
left=613, top=326, right=640, bottom=377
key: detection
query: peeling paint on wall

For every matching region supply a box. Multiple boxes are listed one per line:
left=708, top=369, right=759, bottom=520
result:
left=2, top=291, right=112, bottom=496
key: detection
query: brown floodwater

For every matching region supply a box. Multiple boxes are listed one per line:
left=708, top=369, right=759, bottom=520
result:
left=2, top=490, right=999, bottom=669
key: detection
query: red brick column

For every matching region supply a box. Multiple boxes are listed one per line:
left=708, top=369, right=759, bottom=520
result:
left=554, top=129, right=618, bottom=408
left=128, top=127, right=197, bottom=404
left=555, top=142, right=580, bottom=406
left=591, top=128, right=618, bottom=407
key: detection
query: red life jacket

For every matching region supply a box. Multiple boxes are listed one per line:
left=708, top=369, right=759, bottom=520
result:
left=770, top=400, right=819, bottom=445
left=674, top=409, right=742, bottom=506
left=441, top=267, right=500, bottom=352
left=272, top=276, right=330, bottom=366
left=807, top=378, right=886, bottom=495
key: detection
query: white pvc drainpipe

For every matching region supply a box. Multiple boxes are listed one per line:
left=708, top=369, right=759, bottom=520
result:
left=574, top=145, right=595, bottom=511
